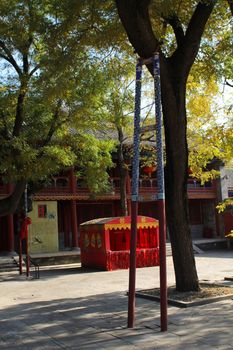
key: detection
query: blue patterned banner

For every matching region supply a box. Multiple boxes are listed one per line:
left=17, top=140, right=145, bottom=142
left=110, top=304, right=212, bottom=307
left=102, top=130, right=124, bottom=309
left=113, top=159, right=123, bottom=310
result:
left=131, top=60, right=142, bottom=201
left=153, top=54, right=165, bottom=200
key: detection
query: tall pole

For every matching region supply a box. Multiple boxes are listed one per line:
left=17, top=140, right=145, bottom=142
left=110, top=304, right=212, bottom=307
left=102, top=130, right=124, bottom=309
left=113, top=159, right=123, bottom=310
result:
left=25, top=184, right=30, bottom=278
left=69, top=168, right=79, bottom=249
left=128, top=59, right=142, bottom=328
left=7, top=184, right=14, bottom=252
left=153, top=53, right=167, bottom=331
left=7, top=214, right=14, bottom=252
left=18, top=212, right=23, bottom=275
left=19, top=237, right=23, bottom=274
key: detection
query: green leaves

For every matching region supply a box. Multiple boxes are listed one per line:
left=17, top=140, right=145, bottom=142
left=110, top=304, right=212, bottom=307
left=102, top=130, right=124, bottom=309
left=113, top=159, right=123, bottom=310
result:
left=217, top=199, right=233, bottom=213
left=74, top=134, right=115, bottom=195
left=0, top=0, right=123, bottom=193
left=1, top=0, right=232, bottom=196
left=187, top=72, right=233, bottom=182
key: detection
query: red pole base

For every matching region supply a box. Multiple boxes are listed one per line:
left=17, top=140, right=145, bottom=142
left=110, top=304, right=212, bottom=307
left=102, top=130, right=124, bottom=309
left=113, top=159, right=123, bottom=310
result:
left=158, top=199, right=167, bottom=331
left=19, top=239, right=23, bottom=275
left=26, top=236, right=30, bottom=278
left=127, top=201, right=138, bottom=328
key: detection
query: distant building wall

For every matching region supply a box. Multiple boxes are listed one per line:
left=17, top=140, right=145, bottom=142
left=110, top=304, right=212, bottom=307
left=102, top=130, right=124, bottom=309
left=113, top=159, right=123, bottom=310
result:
left=28, top=201, right=59, bottom=254
left=219, top=165, right=233, bottom=236
left=220, top=166, right=233, bottom=200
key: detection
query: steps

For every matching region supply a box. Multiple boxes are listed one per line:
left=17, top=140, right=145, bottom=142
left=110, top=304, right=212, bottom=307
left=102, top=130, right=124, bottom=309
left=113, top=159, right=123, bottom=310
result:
left=29, top=250, right=81, bottom=266
left=166, top=243, right=172, bottom=256
left=165, top=238, right=227, bottom=258
left=0, top=253, right=19, bottom=273
left=194, top=238, right=228, bottom=251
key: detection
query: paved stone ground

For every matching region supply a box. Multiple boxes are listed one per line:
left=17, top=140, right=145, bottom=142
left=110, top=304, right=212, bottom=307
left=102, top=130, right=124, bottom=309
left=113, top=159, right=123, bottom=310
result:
left=0, top=250, right=233, bottom=349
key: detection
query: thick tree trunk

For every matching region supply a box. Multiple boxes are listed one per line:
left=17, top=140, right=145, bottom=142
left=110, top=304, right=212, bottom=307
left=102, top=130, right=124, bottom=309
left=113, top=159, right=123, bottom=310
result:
left=227, top=0, right=233, bottom=15
left=116, top=0, right=215, bottom=291
left=161, top=58, right=199, bottom=291
left=118, top=164, right=128, bottom=216
left=0, top=180, right=26, bottom=217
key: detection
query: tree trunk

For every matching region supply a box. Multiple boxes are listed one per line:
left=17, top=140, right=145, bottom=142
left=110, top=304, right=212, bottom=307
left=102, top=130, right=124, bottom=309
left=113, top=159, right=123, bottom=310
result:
left=118, top=163, right=128, bottom=216
left=0, top=180, right=26, bottom=217
left=227, top=0, right=233, bottom=16
left=161, top=57, right=199, bottom=291
left=117, top=126, right=128, bottom=216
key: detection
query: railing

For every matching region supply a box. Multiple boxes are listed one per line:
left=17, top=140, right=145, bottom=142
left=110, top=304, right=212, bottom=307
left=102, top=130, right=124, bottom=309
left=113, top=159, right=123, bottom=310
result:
left=1, top=176, right=215, bottom=198
left=187, top=179, right=212, bottom=189
left=38, top=177, right=70, bottom=194
left=187, top=179, right=216, bottom=198
left=39, top=176, right=215, bottom=192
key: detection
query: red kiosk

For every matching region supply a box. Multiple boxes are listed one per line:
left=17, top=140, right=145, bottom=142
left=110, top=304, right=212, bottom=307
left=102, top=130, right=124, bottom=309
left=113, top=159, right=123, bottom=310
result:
left=80, top=216, right=159, bottom=271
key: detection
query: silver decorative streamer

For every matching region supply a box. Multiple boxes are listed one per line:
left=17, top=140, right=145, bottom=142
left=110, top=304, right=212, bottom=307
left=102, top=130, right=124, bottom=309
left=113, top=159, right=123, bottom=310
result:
left=153, top=53, right=165, bottom=200
left=131, top=60, right=142, bottom=201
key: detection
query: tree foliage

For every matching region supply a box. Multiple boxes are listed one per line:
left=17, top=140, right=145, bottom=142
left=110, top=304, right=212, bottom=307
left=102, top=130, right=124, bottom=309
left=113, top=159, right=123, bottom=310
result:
left=0, top=0, right=125, bottom=215
left=187, top=73, right=233, bottom=182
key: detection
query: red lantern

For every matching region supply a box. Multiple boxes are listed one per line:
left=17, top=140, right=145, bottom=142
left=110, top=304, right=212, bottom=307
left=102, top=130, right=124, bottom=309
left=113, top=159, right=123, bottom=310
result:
left=143, top=166, right=156, bottom=177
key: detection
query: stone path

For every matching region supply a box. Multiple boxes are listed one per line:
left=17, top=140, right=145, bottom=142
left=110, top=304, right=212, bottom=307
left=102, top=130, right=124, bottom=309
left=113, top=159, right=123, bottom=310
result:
left=0, top=250, right=233, bottom=349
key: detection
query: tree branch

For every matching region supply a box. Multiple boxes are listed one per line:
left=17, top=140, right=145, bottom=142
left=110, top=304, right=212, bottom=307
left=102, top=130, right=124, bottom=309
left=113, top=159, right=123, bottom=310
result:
left=23, top=54, right=29, bottom=74
left=0, top=41, right=22, bottom=76
left=225, top=80, right=233, bottom=88
left=172, top=1, right=217, bottom=76
left=0, top=180, right=26, bottom=217
left=167, top=15, right=185, bottom=47
left=115, top=0, right=173, bottom=107
left=0, top=111, right=10, bottom=139
left=12, top=84, right=27, bottom=137
left=29, top=64, right=40, bottom=77
left=140, top=124, right=156, bottom=134
left=116, top=0, right=159, bottom=58
left=227, top=0, right=233, bottom=15
left=41, top=100, right=62, bottom=147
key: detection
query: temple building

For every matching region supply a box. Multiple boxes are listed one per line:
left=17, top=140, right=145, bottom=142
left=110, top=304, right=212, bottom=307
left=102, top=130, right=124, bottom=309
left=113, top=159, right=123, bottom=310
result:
left=0, top=160, right=232, bottom=256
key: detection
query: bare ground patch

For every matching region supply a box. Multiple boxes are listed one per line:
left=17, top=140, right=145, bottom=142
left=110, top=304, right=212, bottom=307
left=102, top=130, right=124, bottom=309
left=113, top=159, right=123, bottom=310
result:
left=136, top=283, right=233, bottom=307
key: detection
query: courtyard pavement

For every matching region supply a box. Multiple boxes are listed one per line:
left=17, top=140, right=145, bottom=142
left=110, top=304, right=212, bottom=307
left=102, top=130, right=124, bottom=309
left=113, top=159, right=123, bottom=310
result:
left=0, top=250, right=233, bottom=349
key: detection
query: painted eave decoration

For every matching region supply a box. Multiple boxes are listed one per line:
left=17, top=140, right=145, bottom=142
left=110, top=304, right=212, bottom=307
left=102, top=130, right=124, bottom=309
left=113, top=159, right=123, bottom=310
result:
left=80, top=216, right=159, bottom=231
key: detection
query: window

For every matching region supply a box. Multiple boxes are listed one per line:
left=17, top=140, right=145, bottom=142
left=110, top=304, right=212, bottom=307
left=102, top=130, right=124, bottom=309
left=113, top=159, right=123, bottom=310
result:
left=38, top=205, right=47, bottom=218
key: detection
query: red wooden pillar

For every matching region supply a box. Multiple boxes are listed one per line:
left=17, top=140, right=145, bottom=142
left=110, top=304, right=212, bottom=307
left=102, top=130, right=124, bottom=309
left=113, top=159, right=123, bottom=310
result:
left=128, top=201, right=138, bottom=328
left=71, top=200, right=79, bottom=248
left=63, top=204, right=70, bottom=247
left=7, top=214, right=14, bottom=252
left=17, top=214, right=23, bottom=274
left=7, top=183, right=14, bottom=252
left=213, top=180, right=220, bottom=237
left=69, top=168, right=79, bottom=249
left=114, top=201, right=119, bottom=217
left=19, top=238, right=23, bottom=274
